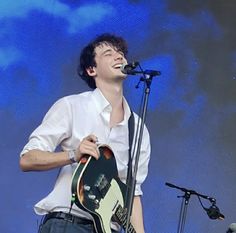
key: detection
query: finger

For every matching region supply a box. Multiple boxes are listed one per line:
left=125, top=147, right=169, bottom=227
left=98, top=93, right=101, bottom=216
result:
left=79, top=141, right=100, bottom=158
left=81, top=140, right=98, bottom=150
left=84, top=134, right=98, bottom=143
left=80, top=145, right=100, bottom=159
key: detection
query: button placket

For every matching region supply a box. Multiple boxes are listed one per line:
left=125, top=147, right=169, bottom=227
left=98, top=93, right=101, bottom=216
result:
left=100, top=106, right=112, bottom=144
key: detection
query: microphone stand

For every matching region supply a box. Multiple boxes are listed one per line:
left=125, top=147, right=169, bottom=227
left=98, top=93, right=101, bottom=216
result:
left=165, top=182, right=218, bottom=233
left=124, top=70, right=160, bottom=233
left=176, top=189, right=191, bottom=233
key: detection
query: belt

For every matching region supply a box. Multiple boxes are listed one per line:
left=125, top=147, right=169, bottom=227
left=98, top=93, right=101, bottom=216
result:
left=43, top=212, right=94, bottom=225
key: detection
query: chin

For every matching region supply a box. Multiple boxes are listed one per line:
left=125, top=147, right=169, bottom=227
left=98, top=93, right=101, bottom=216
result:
left=115, top=72, right=127, bottom=79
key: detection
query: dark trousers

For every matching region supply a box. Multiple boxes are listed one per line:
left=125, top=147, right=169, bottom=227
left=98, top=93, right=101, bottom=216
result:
left=38, top=214, right=120, bottom=233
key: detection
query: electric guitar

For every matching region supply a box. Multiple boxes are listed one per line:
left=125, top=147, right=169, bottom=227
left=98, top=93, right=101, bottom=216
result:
left=71, top=144, right=136, bottom=233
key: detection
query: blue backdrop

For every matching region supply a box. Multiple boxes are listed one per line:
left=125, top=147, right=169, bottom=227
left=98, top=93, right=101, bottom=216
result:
left=1, top=0, right=236, bottom=232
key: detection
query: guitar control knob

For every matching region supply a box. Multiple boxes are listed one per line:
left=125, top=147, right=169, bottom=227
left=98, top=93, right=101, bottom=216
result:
left=94, top=199, right=100, bottom=209
left=88, top=194, right=96, bottom=200
left=83, top=185, right=91, bottom=191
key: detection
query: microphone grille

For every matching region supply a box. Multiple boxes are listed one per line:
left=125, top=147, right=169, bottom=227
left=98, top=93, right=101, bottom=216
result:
left=120, top=63, right=128, bottom=74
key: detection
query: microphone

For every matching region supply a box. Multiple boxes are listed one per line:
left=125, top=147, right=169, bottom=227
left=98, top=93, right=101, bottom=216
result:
left=226, top=223, right=236, bottom=233
left=121, top=61, right=139, bottom=74
left=205, top=204, right=225, bottom=220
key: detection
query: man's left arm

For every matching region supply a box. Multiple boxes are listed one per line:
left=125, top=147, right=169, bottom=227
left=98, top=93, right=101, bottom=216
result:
left=131, top=196, right=145, bottom=233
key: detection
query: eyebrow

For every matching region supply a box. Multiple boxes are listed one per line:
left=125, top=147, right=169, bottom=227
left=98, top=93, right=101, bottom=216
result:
left=101, top=48, right=125, bottom=57
left=101, top=49, right=113, bottom=55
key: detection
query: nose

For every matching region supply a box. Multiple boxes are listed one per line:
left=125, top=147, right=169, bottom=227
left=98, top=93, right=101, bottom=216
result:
left=114, top=52, right=124, bottom=61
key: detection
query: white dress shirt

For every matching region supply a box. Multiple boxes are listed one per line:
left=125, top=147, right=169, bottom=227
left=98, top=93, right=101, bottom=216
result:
left=21, top=88, right=151, bottom=220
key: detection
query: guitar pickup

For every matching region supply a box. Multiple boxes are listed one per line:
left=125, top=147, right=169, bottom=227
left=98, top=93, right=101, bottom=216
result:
left=95, top=174, right=111, bottom=198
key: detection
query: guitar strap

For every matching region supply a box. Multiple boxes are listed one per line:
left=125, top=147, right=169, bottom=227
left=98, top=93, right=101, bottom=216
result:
left=125, top=110, right=135, bottom=208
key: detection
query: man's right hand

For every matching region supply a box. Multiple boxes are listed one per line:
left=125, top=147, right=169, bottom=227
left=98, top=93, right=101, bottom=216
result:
left=75, top=134, right=100, bottom=161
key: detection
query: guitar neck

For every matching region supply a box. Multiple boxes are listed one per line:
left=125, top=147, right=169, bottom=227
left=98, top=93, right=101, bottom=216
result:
left=114, top=205, right=136, bottom=233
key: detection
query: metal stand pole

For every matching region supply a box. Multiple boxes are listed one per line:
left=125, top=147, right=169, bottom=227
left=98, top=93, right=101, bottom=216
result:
left=177, top=191, right=191, bottom=233
left=125, top=74, right=155, bottom=233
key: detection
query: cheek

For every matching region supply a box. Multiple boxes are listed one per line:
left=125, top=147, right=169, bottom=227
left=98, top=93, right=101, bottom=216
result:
left=97, top=62, right=110, bottom=74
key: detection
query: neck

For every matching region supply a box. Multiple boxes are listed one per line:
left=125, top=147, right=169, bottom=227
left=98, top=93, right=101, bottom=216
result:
left=97, top=82, right=123, bottom=108
left=96, top=82, right=125, bottom=128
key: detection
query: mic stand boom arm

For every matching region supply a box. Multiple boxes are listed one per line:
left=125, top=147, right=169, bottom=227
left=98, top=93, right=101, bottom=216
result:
left=165, top=182, right=216, bottom=203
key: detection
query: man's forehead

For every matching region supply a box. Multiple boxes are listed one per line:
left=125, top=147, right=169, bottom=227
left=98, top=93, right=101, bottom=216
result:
left=95, top=43, right=118, bottom=54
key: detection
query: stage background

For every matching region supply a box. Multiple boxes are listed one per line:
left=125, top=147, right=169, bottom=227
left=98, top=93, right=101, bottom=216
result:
left=0, top=0, right=236, bottom=232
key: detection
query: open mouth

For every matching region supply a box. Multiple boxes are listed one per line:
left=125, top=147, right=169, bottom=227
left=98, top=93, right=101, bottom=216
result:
left=113, top=63, right=124, bottom=69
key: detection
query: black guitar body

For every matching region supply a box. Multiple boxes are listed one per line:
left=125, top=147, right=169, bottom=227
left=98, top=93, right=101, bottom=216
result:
left=71, top=145, right=135, bottom=233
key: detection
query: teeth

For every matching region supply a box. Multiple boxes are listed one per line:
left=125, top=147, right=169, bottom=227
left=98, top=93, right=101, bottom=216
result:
left=113, top=64, right=123, bottom=68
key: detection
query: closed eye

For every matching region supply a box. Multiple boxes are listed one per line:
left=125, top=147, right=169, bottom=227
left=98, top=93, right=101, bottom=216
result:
left=104, top=53, right=112, bottom=56
left=102, top=49, right=113, bottom=56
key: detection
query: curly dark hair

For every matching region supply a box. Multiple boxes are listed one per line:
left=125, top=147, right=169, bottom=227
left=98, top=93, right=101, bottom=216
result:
left=78, top=33, right=128, bottom=89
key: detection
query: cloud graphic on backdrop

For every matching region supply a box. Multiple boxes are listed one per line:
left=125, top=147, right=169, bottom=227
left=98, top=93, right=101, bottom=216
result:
left=124, top=55, right=176, bottom=111
left=0, top=1, right=114, bottom=33
left=0, top=0, right=148, bottom=121
left=125, top=51, right=207, bottom=127
left=0, top=0, right=224, bottom=123
left=0, top=47, right=22, bottom=69
left=66, top=4, right=114, bottom=33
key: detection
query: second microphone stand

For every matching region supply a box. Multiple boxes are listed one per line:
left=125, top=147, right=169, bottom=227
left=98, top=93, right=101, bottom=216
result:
left=165, top=182, right=221, bottom=233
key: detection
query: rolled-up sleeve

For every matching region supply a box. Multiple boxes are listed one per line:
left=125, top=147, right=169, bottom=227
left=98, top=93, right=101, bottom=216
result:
left=20, top=98, right=72, bottom=156
left=134, top=124, right=151, bottom=196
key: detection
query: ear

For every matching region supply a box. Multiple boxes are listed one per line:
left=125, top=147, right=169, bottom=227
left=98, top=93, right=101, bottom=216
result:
left=86, top=66, right=97, bottom=77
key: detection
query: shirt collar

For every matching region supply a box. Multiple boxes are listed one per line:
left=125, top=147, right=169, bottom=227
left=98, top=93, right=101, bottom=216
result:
left=91, top=88, right=131, bottom=124
left=122, top=97, right=131, bottom=124
left=92, top=88, right=110, bottom=113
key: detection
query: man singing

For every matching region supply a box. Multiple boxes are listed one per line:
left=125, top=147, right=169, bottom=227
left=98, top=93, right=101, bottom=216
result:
left=20, top=33, right=151, bottom=233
